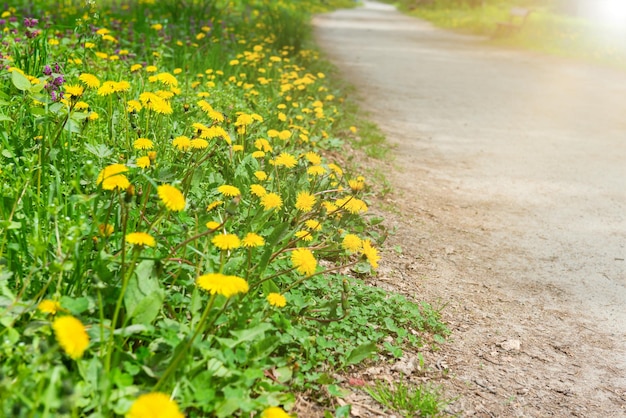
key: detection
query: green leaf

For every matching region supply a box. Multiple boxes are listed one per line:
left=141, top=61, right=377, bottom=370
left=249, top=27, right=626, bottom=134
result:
left=85, top=143, right=113, bottom=159
left=124, top=260, right=164, bottom=325
left=257, top=222, right=290, bottom=275
left=335, top=405, right=352, bottom=418
left=60, top=296, right=90, bottom=315
left=261, top=279, right=280, bottom=295
left=0, top=115, right=12, bottom=122
left=345, top=342, right=377, bottom=366
left=11, top=71, right=31, bottom=91
left=327, top=384, right=350, bottom=398
left=229, top=323, right=272, bottom=346
left=273, top=366, right=293, bottom=383
left=113, top=324, right=151, bottom=337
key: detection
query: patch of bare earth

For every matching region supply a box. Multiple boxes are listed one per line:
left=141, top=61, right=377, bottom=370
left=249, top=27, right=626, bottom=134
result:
left=294, top=147, right=626, bottom=417
left=368, top=152, right=626, bottom=417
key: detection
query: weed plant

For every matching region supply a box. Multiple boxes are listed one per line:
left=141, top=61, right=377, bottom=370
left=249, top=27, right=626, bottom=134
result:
left=0, top=0, right=447, bottom=416
left=364, top=380, right=448, bottom=417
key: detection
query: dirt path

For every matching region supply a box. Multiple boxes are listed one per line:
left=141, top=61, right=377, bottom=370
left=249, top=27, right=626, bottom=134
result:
left=313, top=2, right=626, bottom=416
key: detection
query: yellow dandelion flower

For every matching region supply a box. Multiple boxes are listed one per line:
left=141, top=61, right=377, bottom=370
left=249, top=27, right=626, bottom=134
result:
left=155, top=72, right=178, bottom=87
left=136, top=156, right=151, bottom=169
left=349, top=178, right=365, bottom=192
left=114, top=80, right=131, bottom=93
left=254, top=171, right=268, bottom=181
left=146, top=65, right=158, bottom=73
left=151, top=99, right=173, bottom=115
left=155, top=90, right=174, bottom=100
left=252, top=151, right=266, bottom=159
left=361, top=239, right=379, bottom=269
left=267, top=129, right=279, bottom=138
left=304, top=152, right=321, bottom=165
left=78, top=73, right=100, bottom=89
left=342, top=234, right=362, bottom=253
left=336, top=197, right=368, bottom=214
left=126, top=392, right=184, bottom=418
left=250, top=184, right=267, bottom=197
left=329, top=163, right=343, bottom=176
left=206, top=221, right=221, bottom=230
left=190, top=138, right=208, bottom=149
left=307, top=165, right=327, bottom=176
left=267, top=293, right=287, bottom=308
left=74, top=101, right=90, bottom=111
left=126, top=232, right=156, bottom=247
left=305, top=220, right=322, bottom=231
left=150, top=23, right=163, bottom=31
left=133, top=138, right=153, bottom=150
left=97, top=81, right=117, bottom=96
left=96, top=163, right=129, bottom=191
left=130, top=63, right=143, bottom=72
left=254, top=138, right=272, bottom=152
left=88, top=112, right=100, bottom=121
left=172, top=136, right=191, bottom=151
left=295, top=230, right=313, bottom=242
left=291, top=248, right=317, bottom=276
left=196, top=273, right=249, bottom=298
left=278, top=130, right=291, bottom=140
left=218, top=185, right=241, bottom=197
left=127, top=100, right=142, bottom=113
left=235, top=113, right=254, bottom=127
left=208, top=109, right=225, bottom=123
left=242, top=233, right=264, bottom=248
left=64, top=84, right=84, bottom=98
left=206, top=200, right=224, bottom=211
left=157, top=185, right=186, bottom=212
left=52, top=316, right=89, bottom=360
left=261, top=193, right=282, bottom=210
left=274, top=152, right=297, bottom=169
left=38, top=300, right=62, bottom=315
left=197, top=99, right=214, bottom=113
left=295, top=191, right=316, bottom=212
left=261, top=406, right=292, bottom=418
left=212, top=234, right=241, bottom=250
left=323, top=201, right=338, bottom=214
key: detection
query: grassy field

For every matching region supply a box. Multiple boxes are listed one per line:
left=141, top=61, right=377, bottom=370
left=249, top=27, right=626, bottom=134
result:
left=0, top=1, right=448, bottom=416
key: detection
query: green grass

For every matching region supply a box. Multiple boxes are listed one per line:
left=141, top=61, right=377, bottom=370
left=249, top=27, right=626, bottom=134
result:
left=364, top=380, right=449, bottom=417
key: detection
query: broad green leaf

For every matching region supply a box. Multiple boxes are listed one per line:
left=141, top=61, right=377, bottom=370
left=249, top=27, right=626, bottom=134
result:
left=30, top=83, right=45, bottom=93
left=0, top=115, right=12, bottom=122
left=345, top=342, right=377, bottom=366
left=124, top=260, right=164, bottom=325
left=11, top=71, right=31, bottom=91
left=85, top=143, right=113, bottom=159
left=229, top=323, right=272, bottom=346
left=60, top=296, right=89, bottom=315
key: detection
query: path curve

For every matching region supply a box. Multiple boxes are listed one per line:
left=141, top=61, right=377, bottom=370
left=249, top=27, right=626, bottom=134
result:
left=314, top=2, right=626, bottom=416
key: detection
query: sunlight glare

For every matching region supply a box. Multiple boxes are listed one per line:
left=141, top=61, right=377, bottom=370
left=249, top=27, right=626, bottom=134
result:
left=581, top=0, right=626, bottom=29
